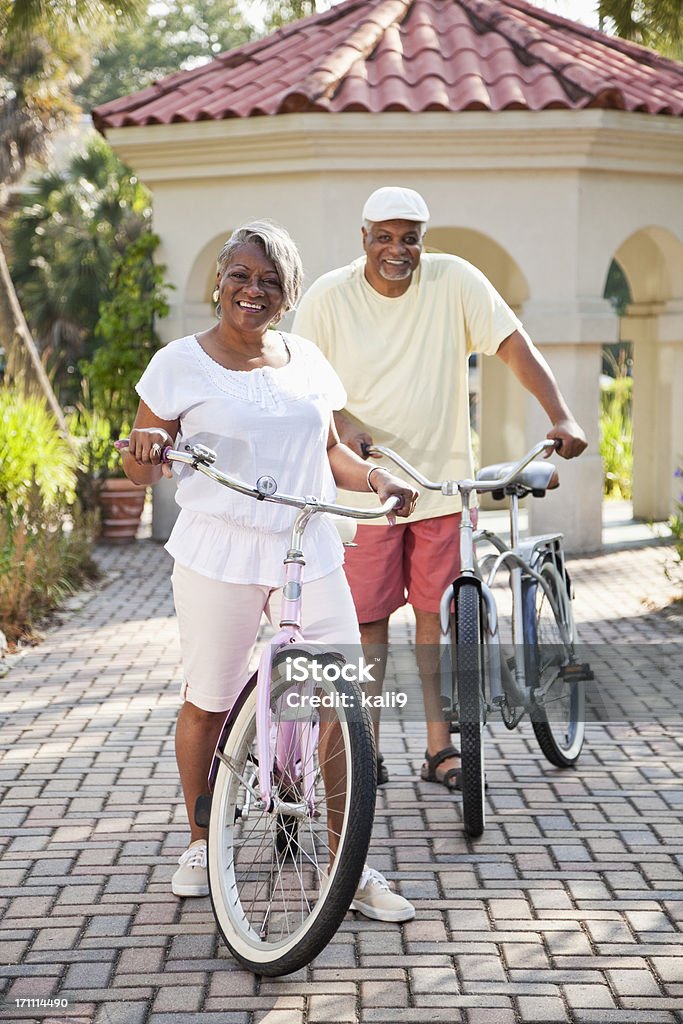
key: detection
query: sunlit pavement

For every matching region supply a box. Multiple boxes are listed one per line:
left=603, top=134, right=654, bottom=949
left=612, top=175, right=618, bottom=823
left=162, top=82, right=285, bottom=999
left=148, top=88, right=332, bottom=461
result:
left=0, top=529, right=681, bottom=1024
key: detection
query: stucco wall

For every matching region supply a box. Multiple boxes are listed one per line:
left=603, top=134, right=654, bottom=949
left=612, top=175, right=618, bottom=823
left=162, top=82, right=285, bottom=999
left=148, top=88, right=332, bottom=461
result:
left=103, top=109, right=683, bottom=551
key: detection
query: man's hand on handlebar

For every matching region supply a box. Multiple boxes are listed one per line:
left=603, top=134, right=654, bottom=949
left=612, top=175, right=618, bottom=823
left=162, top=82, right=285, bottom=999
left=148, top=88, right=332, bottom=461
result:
left=546, top=418, right=587, bottom=460
left=342, top=430, right=376, bottom=460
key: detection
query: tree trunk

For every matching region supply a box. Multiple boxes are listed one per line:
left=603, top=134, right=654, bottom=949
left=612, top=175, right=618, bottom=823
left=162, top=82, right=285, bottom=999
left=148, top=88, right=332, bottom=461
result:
left=0, top=240, right=69, bottom=435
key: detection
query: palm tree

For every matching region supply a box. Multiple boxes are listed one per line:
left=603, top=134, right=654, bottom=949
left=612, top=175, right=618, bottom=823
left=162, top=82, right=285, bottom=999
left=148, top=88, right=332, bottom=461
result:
left=9, top=138, right=151, bottom=403
left=598, top=0, right=683, bottom=59
left=0, top=0, right=145, bottom=424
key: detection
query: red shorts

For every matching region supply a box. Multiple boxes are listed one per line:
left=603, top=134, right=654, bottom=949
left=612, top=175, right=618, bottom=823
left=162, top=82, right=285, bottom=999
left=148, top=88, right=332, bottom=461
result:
left=342, top=513, right=472, bottom=622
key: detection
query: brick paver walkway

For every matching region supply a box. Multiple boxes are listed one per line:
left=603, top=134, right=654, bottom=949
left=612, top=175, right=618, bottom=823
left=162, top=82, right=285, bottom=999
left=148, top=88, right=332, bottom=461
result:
left=1, top=539, right=681, bottom=1024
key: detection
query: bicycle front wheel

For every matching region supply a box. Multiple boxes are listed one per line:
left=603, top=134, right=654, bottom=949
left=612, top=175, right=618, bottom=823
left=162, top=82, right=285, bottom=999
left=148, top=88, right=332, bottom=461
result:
left=523, top=558, right=585, bottom=767
left=207, top=651, right=375, bottom=976
left=455, top=582, right=486, bottom=838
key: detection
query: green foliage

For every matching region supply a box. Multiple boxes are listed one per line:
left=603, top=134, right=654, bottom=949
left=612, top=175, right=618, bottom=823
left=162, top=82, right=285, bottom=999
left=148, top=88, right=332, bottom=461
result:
left=1, top=0, right=144, bottom=38
left=76, top=0, right=254, bottom=109
left=600, top=349, right=633, bottom=500
left=0, top=388, right=99, bottom=645
left=67, top=403, right=119, bottom=508
left=263, top=0, right=319, bottom=31
left=0, top=388, right=76, bottom=510
left=9, top=137, right=151, bottom=403
left=80, top=231, right=170, bottom=434
left=0, top=0, right=145, bottom=188
left=598, top=0, right=683, bottom=59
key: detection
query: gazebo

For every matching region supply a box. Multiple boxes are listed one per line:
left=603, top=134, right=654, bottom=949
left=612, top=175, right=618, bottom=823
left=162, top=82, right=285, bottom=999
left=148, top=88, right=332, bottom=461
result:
left=93, top=0, right=683, bottom=551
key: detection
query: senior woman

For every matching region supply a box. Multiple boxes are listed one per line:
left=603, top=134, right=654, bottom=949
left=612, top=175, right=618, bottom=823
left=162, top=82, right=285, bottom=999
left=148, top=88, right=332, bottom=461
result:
left=122, top=220, right=418, bottom=923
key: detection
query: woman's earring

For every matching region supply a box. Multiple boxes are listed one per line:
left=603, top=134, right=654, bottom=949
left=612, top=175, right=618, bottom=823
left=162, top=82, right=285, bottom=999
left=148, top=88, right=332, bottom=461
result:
left=212, top=287, right=221, bottom=319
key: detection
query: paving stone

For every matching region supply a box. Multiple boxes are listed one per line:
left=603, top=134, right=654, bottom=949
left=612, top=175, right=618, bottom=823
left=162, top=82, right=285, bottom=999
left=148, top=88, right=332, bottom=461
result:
left=361, top=980, right=409, bottom=1007
left=309, top=994, right=358, bottom=1021
left=152, top=987, right=204, bottom=1012
left=607, top=968, right=663, bottom=997
left=516, top=995, right=568, bottom=1021
left=563, top=983, right=617, bottom=1009
left=93, top=1002, right=149, bottom=1024
left=466, top=1010, right=516, bottom=1024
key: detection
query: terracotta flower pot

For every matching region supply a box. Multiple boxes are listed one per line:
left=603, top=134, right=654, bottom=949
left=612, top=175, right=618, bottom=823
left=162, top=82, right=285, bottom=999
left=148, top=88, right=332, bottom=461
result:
left=98, top=477, right=147, bottom=543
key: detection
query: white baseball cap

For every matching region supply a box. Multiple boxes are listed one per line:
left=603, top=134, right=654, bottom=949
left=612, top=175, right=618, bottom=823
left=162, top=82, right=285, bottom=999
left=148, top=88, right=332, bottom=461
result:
left=362, top=186, right=430, bottom=224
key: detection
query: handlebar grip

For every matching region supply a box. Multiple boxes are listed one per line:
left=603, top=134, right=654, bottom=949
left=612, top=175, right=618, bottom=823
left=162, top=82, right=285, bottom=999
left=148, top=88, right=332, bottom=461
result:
left=114, top=438, right=172, bottom=462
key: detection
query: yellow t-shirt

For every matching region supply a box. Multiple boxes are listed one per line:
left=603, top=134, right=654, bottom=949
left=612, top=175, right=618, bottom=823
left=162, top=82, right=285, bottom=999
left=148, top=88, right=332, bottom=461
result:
left=293, top=253, right=522, bottom=520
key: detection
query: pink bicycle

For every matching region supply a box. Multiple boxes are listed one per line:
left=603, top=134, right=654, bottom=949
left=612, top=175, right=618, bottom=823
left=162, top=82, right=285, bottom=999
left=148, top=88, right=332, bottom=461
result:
left=124, top=441, right=398, bottom=975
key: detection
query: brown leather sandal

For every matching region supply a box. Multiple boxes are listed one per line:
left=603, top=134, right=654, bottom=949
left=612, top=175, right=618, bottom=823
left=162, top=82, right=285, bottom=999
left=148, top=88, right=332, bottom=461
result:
left=420, top=746, right=462, bottom=791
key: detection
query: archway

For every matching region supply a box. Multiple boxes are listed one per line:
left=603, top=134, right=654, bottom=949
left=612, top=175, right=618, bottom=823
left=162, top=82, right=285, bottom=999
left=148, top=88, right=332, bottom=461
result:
left=183, top=230, right=234, bottom=331
left=609, top=227, right=683, bottom=520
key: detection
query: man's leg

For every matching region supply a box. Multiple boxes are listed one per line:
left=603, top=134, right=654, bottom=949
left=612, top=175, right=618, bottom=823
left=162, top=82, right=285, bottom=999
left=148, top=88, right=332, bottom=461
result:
left=404, top=514, right=466, bottom=784
left=414, top=607, right=460, bottom=781
left=359, top=617, right=390, bottom=751
left=341, top=523, right=407, bottom=771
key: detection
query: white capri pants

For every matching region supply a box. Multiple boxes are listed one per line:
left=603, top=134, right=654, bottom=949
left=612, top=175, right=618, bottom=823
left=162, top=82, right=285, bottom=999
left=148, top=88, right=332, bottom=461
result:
left=171, top=563, right=362, bottom=713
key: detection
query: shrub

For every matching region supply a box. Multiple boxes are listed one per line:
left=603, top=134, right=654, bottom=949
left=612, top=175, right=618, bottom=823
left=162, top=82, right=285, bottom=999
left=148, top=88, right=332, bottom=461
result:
left=600, top=370, right=633, bottom=501
left=0, top=389, right=99, bottom=645
left=0, top=389, right=77, bottom=509
left=0, top=494, right=99, bottom=645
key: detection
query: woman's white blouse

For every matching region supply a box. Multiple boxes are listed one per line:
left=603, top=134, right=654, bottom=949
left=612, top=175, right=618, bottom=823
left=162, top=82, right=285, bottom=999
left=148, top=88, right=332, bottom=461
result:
left=136, top=332, right=347, bottom=586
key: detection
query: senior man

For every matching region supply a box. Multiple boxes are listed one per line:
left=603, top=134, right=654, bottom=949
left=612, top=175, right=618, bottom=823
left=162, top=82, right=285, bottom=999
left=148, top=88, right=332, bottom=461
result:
left=293, top=186, right=587, bottom=791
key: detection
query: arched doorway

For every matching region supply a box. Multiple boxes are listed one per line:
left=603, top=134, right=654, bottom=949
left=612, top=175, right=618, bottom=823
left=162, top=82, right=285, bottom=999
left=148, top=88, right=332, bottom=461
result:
left=609, top=227, right=683, bottom=520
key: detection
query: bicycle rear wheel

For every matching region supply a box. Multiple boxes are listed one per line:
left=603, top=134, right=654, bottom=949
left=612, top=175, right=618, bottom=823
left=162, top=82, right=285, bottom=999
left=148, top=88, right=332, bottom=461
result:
left=523, top=558, right=585, bottom=767
left=206, top=651, right=375, bottom=976
left=455, top=582, right=486, bottom=838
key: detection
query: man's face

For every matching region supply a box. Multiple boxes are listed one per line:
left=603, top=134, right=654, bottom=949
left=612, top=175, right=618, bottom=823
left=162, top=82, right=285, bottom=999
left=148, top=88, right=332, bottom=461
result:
left=362, top=219, right=423, bottom=296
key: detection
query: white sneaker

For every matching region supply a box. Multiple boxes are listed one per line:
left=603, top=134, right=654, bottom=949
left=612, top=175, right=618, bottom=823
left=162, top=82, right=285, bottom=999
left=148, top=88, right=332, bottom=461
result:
left=350, top=865, right=415, bottom=922
left=172, top=839, right=209, bottom=897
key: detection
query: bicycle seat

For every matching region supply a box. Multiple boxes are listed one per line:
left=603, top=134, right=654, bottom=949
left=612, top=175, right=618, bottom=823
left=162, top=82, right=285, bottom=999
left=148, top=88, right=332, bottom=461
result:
left=476, top=460, right=559, bottom=497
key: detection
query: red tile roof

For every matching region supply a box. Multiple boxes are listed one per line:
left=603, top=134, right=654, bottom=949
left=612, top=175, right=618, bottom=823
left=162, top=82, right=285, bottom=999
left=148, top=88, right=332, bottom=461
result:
left=92, top=0, right=683, bottom=129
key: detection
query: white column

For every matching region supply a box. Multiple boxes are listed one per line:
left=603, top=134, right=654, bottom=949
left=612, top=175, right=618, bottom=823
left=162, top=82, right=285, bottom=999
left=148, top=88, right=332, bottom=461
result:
left=519, top=299, right=619, bottom=554
left=627, top=301, right=683, bottom=521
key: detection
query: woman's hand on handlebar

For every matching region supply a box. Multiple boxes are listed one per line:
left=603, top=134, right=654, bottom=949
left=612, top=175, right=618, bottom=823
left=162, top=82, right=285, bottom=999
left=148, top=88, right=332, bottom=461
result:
left=125, top=427, right=174, bottom=478
left=370, top=469, right=419, bottom=521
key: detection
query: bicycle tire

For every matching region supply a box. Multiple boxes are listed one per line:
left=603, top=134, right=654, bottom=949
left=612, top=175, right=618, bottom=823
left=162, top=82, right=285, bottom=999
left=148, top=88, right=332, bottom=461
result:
left=455, top=582, right=486, bottom=838
left=206, top=651, right=376, bottom=976
left=523, top=558, right=585, bottom=767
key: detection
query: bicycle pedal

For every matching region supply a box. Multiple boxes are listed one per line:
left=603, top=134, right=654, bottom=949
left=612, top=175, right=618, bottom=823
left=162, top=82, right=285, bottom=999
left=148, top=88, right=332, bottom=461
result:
left=194, top=793, right=212, bottom=828
left=560, top=662, right=594, bottom=682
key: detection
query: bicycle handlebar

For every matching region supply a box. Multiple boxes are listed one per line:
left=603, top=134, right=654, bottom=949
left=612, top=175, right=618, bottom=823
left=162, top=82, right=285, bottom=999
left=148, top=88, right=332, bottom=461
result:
left=362, top=439, right=559, bottom=496
left=115, top=440, right=400, bottom=520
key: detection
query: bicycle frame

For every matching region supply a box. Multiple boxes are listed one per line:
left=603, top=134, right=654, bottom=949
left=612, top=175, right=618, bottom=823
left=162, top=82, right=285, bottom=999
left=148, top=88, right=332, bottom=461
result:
left=365, top=439, right=565, bottom=715
left=151, top=443, right=398, bottom=822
